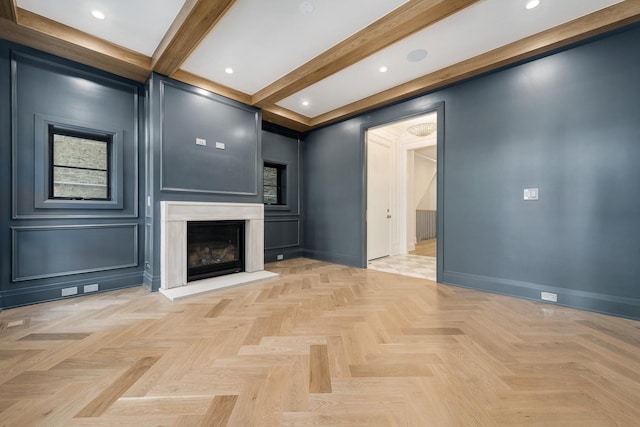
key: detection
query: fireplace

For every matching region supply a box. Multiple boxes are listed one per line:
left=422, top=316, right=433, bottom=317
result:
left=160, top=201, right=274, bottom=293
left=187, top=221, right=244, bottom=282
left=160, top=202, right=277, bottom=300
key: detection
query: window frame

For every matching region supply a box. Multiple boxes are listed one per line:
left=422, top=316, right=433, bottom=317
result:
left=34, top=114, right=124, bottom=211
left=48, top=125, right=113, bottom=201
left=263, top=161, right=287, bottom=207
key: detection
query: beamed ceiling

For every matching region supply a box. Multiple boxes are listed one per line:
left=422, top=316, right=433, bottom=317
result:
left=1, top=0, right=639, bottom=132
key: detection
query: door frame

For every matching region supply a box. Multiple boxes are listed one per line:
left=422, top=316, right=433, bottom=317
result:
left=361, top=101, right=444, bottom=283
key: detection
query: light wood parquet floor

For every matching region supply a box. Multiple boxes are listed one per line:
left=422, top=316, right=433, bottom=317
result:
left=409, top=238, right=437, bottom=257
left=1, top=258, right=639, bottom=426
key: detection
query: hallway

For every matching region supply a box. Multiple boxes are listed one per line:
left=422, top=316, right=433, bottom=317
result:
left=367, top=239, right=436, bottom=281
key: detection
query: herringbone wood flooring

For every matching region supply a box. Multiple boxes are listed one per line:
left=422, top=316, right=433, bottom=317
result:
left=0, top=258, right=639, bottom=426
left=409, top=239, right=437, bottom=257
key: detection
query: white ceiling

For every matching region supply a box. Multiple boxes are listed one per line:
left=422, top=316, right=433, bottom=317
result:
left=13, top=0, right=627, bottom=128
left=17, top=0, right=186, bottom=56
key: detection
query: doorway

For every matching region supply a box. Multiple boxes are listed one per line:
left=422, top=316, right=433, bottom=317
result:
left=365, top=110, right=439, bottom=281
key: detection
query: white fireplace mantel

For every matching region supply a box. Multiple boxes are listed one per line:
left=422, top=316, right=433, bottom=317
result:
left=160, top=201, right=267, bottom=291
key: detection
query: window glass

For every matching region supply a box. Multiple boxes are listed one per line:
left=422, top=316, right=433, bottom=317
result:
left=263, top=162, right=285, bottom=205
left=50, top=127, right=110, bottom=200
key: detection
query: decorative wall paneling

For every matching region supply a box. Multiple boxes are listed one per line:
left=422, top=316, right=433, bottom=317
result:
left=0, top=40, right=144, bottom=308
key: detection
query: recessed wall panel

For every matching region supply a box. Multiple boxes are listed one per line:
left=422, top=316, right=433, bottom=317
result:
left=160, top=81, right=259, bottom=195
left=11, top=52, right=138, bottom=219
left=265, top=219, right=299, bottom=249
left=12, top=224, right=138, bottom=281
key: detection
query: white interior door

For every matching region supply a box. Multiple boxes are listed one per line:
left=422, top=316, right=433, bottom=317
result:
left=367, top=136, right=391, bottom=261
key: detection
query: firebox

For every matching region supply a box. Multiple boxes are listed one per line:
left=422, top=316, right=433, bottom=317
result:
left=186, top=220, right=245, bottom=282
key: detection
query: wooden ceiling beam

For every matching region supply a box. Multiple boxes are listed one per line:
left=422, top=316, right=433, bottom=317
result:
left=261, top=105, right=312, bottom=133
left=0, top=0, right=16, bottom=22
left=2, top=9, right=151, bottom=82
left=152, top=0, right=236, bottom=76
left=250, top=0, right=481, bottom=107
left=309, top=0, right=640, bottom=129
left=170, top=69, right=252, bottom=105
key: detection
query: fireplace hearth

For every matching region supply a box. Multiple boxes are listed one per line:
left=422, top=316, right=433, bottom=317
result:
left=187, top=221, right=244, bottom=282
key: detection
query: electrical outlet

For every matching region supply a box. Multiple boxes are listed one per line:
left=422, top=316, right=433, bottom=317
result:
left=61, top=287, right=78, bottom=297
left=84, top=284, right=99, bottom=293
left=196, top=138, right=206, bottom=146
left=215, top=141, right=225, bottom=150
left=277, top=254, right=284, bottom=260
left=541, top=291, right=557, bottom=302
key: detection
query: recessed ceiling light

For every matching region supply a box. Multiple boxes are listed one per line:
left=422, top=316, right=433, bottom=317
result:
left=379, top=66, right=388, bottom=73
left=526, top=0, right=540, bottom=10
left=300, top=1, right=314, bottom=15
left=302, top=100, right=309, bottom=106
left=407, top=49, right=428, bottom=63
left=224, top=67, right=234, bottom=74
left=91, top=9, right=105, bottom=20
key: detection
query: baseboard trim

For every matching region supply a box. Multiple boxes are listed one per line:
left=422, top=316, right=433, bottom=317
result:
left=443, top=270, right=640, bottom=320
left=0, top=271, right=144, bottom=309
left=264, top=247, right=303, bottom=263
left=302, top=249, right=362, bottom=268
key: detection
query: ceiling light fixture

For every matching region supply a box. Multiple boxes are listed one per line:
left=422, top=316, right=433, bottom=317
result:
left=91, top=9, right=105, bottom=20
left=526, top=0, right=540, bottom=10
left=302, top=101, right=310, bottom=106
left=379, top=66, right=388, bottom=73
left=224, top=67, right=234, bottom=74
left=407, top=49, right=428, bottom=63
left=407, top=122, right=436, bottom=137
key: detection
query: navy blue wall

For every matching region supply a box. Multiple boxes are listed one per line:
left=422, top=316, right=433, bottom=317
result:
left=0, top=40, right=145, bottom=308
left=301, top=25, right=640, bottom=319
left=262, top=128, right=302, bottom=263
left=144, top=74, right=262, bottom=290
left=302, top=122, right=365, bottom=267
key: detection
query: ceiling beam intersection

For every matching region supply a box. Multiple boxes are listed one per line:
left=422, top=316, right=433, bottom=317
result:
left=152, top=0, right=237, bottom=76
left=0, top=0, right=16, bottom=22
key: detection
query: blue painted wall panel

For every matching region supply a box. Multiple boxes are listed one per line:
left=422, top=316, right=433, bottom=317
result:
left=302, top=120, right=366, bottom=267
left=0, top=40, right=144, bottom=308
left=12, top=51, right=139, bottom=219
left=262, top=128, right=301, bottom=263
left=160, top=80, right=259, bottom=195
left=13, top=224, right=137, bottom=281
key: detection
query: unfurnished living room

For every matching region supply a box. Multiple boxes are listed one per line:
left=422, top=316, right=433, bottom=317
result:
left=1, top=0, right=639, bottom=425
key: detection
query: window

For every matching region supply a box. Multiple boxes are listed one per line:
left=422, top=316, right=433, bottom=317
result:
left=263, top=162, right=286, bottom=205
left=49, top=125, right=111, bottom=200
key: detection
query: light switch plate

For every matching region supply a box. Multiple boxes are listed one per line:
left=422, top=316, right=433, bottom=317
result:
left=196, top=138, right=206, bottom=146
left=524, top=188, right=539, bottom=200
left=215, top=142, right=225, bottom=150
